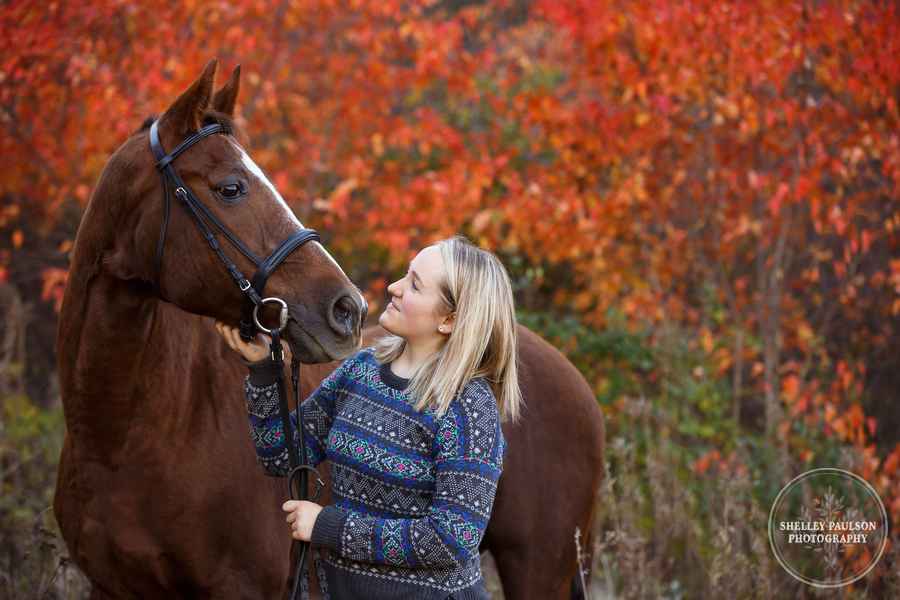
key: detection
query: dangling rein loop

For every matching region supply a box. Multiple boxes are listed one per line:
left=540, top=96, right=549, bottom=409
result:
left=263, top=304, right=330, bottom=600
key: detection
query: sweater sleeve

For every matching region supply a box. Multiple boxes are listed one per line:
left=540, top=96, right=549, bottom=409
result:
left=244, top=354, right=357, bottom=477
left=310, top=379, right=506, bottom=569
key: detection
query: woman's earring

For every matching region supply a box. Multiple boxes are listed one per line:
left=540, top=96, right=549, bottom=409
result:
left=438, top=326, right=444, bottom=333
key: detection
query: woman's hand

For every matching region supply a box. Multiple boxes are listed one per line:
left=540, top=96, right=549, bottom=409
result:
left=214, top=321, right=270, bottom=362
left=283, top=500, right=323, bottom=541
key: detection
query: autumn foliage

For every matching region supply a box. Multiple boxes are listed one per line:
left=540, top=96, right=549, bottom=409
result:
left=3, top=0, right=900, bottom=594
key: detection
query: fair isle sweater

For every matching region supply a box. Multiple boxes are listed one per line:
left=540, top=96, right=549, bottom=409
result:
left=243, top=348, right=506, bottom=600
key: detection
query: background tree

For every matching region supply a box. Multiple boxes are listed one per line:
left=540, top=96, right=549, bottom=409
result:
left=3, top=0, right=899, bottom=596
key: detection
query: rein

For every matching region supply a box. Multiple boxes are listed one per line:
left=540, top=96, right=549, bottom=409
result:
left=148, top=121, right=329, bottom=599
left=266, top=311, right=330, bottom=600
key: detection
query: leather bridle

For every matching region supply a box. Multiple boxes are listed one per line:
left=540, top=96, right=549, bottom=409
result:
left=149, top=120, right=330, bottom=600
left=149, top=119, right=319, bottom=341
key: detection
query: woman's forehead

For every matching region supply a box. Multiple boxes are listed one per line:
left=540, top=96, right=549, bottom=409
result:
left=411, top=246, right=446, bottom=281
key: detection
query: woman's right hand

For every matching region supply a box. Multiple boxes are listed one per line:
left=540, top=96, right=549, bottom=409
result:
left=214, top=321, right=270, bottom=363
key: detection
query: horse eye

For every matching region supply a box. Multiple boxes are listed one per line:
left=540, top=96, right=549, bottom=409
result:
left=216, top=184, right=243, bottom=199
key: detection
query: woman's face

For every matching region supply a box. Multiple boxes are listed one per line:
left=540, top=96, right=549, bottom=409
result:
left=379, top=246, right=453, bottom=344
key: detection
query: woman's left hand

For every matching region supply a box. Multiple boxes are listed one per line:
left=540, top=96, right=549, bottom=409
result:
left=283, top=500, right=323, bottom=541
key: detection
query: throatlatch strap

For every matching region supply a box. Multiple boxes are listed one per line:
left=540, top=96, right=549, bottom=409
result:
left=154, top=171, right=170, bottom=299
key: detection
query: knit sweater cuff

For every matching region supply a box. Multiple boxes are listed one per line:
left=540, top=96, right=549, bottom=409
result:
left=311, top=505, right=345, bottom=553
left=242, top=356, right=277, bottom=387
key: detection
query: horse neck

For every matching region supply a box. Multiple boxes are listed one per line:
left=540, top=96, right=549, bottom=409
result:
left=56, top=141, right=251, bottom=458
left=57, top=248, right=223, bottom=457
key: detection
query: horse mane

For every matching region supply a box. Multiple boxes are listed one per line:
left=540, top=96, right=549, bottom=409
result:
left=136, top=111, right=248, bottom=148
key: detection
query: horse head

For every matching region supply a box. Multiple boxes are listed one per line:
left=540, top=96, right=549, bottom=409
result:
left=88, top=58, right=365, bottom=362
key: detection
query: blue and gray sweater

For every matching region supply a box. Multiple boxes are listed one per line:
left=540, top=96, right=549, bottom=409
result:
left=244, top=347, right=506, bottom=600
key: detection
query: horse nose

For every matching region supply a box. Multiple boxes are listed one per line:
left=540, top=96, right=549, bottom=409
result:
left=330, top=293, right=367, bottom=336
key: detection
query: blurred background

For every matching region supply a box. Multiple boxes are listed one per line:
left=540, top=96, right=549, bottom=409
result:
left=2, top=0, right=899, bottom=597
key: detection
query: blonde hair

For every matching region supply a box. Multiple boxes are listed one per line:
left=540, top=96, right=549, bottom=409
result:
left=374, top=236, right=522, bottom=422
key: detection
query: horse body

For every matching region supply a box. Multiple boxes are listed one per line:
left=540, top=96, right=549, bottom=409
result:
left=485, top=326, right=605, bottom=599
left=56, top=59, right=604, bottom=600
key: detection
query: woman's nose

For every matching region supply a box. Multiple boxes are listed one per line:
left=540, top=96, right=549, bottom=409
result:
left=387, top=279, right=401, bottom=297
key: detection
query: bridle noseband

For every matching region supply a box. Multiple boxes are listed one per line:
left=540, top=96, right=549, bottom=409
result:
left=149, top=119, right=319, bottom=341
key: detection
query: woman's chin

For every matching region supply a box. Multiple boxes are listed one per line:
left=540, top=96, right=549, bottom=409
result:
left=377, top=312, right=393, bottom=334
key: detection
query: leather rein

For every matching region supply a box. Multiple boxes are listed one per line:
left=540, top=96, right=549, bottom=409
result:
left=149, top=120, right=329, bottom=600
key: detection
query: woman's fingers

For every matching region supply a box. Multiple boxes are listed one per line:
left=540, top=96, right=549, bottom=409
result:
left=283, top=500, right=300, bottom=523
left=281, top=501, right=322, bottom=541
left=214, top=321, right=240, bottom=350
left=214, top=320, right=269, bottom=362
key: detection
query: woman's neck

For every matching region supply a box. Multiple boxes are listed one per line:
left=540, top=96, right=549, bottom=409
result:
left=391, top=338, right=441, bottom=378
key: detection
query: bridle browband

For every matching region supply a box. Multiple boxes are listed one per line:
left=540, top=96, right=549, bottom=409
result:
left=149, top=119, right=319, bottom=341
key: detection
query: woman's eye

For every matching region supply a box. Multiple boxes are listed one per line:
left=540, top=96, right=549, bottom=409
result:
left=217, top=184, right=243, bottom=199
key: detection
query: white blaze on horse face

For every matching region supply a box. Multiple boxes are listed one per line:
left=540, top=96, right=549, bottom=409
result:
left=309, top=239, right=367, bottom=308
left=237, top=144, right=301, bottom=233
left=235, top=142, right=366, bottom=307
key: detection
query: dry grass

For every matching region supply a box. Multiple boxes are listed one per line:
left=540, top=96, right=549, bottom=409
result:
left=583, top=397, right=900, bottom=600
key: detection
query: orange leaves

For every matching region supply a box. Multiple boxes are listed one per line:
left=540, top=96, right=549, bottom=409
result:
left=40, top=267, right=68, bottom=313
left=831, top=404, right=868, bottom=445
left=884, top=444, right=900, bottom=478
left=2, top=1, right=898, bottom=483
left=767, top=183, right=790, bottom=216
left=326, top=178, right=359, bottom=221
left=780, top=374, right=800, bottom=406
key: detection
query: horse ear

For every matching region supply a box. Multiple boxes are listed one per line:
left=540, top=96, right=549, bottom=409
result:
left=158, top=57, right=218, bottom=136
left=212, top=65, right=241, bottom=118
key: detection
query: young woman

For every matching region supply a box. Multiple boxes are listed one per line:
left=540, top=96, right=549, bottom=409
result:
left=216, top=235, right=521, bottom=600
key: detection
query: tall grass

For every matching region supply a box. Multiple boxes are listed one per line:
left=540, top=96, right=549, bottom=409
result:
left=588, top=399, right=900, bottom=599
left=0, top=286, right=87, bottom=600
left=518, top=311, right=900, bottom=600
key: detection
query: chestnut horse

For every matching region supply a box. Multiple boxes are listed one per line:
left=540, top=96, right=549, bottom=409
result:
left=55, top=59, right=605, bottom=600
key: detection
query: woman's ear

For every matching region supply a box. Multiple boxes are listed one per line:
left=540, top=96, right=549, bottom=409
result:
left=439, top=313, right=455, bottom=335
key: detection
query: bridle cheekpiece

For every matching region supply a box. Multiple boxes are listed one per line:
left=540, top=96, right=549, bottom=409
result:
left=148, top=119, right=320, bottom=341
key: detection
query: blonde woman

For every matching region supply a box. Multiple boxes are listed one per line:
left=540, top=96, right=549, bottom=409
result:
left=216, top=235, right=521, bottom=600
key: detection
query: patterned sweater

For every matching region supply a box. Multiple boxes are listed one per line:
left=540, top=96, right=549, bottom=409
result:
left=243, top=348, right=506, bottom=600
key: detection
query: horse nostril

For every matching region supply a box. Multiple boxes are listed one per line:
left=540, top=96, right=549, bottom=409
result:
left=333, top=296, right=353, bottom=326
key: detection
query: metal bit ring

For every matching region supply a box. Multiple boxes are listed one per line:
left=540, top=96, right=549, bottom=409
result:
left=252, top=297, right=289, bottom=334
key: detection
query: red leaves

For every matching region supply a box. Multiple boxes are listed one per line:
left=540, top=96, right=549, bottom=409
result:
left=0, top=2, right=897, bottom=480
left=40, top=268, right=68, bottom=313
left=767, top=182, right=790, bottom=216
